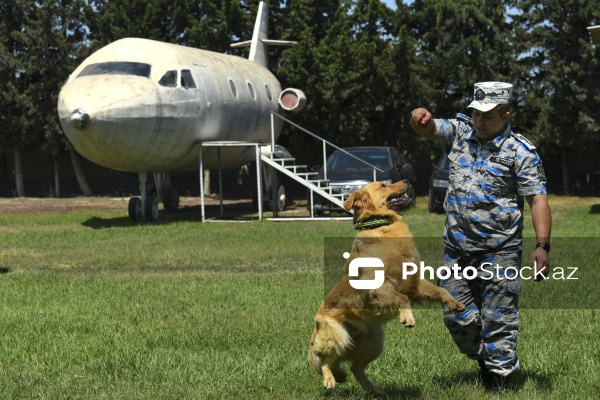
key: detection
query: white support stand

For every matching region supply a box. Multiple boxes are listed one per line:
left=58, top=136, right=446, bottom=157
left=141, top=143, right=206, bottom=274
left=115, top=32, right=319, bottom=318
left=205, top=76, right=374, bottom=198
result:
left=198, top=141, right=265, bottom=222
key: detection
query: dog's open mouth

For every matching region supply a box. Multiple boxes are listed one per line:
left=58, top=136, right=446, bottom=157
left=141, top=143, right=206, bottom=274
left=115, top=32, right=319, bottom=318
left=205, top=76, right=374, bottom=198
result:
left=387, top=188, right=413, bottom=211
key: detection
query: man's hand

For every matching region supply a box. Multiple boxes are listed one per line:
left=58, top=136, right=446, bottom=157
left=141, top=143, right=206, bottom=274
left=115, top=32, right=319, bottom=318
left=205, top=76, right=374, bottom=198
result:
left=411, top=108, right=431, bottom=127
left=531, top=247, right=550, bottom=282
left=410, top=108, right=435, bottom=141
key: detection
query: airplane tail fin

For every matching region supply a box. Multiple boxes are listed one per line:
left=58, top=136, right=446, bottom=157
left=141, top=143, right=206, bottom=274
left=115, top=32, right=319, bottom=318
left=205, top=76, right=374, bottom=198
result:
left=230, top=1, right=297, bottom=68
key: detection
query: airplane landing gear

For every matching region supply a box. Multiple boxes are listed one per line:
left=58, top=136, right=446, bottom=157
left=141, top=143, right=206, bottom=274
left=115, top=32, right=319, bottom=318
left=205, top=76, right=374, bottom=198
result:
left=128, top=197, right=142, bottom=221
left=128, top=172, right=160, bottom=222
left=144, top=192, right=159, bottom=221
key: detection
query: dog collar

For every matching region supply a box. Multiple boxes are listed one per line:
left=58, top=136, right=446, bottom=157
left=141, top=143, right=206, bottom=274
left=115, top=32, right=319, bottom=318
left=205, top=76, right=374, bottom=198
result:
left=353, top=216, right=393, bottom=230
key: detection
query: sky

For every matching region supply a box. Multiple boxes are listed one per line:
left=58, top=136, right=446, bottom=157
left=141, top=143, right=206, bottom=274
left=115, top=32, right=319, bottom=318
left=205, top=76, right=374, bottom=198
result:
left=382, top=0, right=398, bottom=10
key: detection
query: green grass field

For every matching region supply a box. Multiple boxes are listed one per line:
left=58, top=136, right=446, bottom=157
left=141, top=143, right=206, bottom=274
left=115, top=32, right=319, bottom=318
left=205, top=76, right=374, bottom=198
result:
left=0, top=196, right=598, bottom=399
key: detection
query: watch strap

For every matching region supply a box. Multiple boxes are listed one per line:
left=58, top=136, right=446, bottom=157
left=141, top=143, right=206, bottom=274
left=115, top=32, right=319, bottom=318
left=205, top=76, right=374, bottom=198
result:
left=536, top=242, right=550, bottom=252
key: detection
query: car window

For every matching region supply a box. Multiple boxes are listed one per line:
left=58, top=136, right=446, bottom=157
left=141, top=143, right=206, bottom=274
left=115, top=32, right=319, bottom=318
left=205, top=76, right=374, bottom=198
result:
left=327, top=150, right=392, bottom=170
left=354, top=150, right=391, bottom=169
left=327, top=152, right=355, bottom=169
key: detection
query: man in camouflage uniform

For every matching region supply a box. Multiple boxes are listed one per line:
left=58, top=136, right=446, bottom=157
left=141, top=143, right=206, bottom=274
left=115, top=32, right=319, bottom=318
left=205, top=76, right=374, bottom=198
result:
left=409, top=82, right=552, bottom=392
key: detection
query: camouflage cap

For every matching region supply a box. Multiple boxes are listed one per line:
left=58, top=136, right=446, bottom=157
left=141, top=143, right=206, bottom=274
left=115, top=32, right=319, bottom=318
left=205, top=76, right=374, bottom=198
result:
left=467, top=81, right=513, bottom=112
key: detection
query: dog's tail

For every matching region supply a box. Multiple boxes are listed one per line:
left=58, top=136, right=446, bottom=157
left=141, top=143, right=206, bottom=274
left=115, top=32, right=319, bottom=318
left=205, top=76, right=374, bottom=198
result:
left=308, top=314, right=352, bottom=375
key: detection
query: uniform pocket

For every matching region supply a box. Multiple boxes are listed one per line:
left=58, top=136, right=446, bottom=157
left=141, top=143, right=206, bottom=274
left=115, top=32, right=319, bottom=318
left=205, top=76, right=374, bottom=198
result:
left=484, top=163, right=513, bottom=195
left=504, top=276, right=521, bottom=295
left=448, top=152, right=471, bottom=187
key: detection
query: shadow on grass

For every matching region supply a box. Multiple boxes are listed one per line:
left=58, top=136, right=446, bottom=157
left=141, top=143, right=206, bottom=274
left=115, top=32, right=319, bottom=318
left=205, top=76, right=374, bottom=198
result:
left=320, top=384, right=422, bottom=399
left=432, top=368, right=553, bottom=393
left=589, top=204, right=600, bottom=214
left=81, top=202, right=256, bottom=229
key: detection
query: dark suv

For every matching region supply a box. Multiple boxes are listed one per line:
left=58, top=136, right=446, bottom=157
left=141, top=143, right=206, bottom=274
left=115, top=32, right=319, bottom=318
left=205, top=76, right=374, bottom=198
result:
left=308, top=146, right=416, bottom=214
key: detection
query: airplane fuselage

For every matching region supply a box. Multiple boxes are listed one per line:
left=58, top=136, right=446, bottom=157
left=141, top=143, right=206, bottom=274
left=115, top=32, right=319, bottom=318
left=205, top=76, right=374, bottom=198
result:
left=58, top=38, right=283, bottom=172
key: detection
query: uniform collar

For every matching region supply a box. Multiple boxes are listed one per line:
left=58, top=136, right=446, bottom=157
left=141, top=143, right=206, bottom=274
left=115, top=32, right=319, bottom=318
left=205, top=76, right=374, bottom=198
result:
left=466, top=122, right=511, bottom=150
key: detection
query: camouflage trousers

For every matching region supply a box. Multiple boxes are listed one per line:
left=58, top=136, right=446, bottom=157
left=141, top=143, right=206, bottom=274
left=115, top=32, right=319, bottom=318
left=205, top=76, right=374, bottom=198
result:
left=439, top=249, right=521, bottom=377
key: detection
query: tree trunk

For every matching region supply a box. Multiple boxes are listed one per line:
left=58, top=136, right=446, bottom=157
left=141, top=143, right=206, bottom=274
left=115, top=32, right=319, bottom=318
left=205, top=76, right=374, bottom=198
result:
left=560, top=147, right=571, bottom=194
left=53, top=155, right=61, bottom=198
left=13, top=148, right=25, bottom=197
left=67, top=142, right=93, bottom=196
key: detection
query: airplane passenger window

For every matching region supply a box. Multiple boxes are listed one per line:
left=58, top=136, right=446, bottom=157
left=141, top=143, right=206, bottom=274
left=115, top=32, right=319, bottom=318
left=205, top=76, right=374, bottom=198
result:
left=247, top=82, right=256, bottom=100
left=264, top=84, right=272, bottom=101
left=181, top=70, right=196, bottom=89
left=229, top=78, right=238, bottom=97
left=159, top=70, right=177, bottom=87
left=77, top=62, right=151, bottom=78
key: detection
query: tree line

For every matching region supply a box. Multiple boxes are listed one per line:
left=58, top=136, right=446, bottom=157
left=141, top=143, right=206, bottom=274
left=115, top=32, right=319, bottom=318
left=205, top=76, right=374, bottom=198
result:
left=1, top=0, right=599, bottom=196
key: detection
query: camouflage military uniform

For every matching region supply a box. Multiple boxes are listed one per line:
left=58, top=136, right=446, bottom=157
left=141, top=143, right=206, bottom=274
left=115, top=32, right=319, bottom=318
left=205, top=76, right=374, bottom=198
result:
left=433, top=114, right=547, bottom=376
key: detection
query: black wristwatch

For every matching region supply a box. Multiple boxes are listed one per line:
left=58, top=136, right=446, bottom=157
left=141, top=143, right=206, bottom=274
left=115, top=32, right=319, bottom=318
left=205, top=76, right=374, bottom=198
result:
left=536, top=242, right=550, bottom=253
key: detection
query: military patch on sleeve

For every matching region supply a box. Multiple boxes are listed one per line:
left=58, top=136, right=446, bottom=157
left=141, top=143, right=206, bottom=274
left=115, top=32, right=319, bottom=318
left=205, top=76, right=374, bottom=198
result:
left=490, top=156, right=515, bottom=168
left=513, top=133, right=536, bottom=151
left=537, top=163, right=546, bottom=180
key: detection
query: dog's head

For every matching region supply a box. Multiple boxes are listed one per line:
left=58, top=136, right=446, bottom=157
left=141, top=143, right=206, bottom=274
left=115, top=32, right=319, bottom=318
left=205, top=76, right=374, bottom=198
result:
left=343, top=180, right=413, bottom=218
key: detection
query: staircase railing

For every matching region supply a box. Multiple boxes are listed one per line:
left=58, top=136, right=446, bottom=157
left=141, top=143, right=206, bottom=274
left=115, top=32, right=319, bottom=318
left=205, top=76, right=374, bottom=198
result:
left=270, top=112, right=383, bottom=183
left=265, top=112, right=384, bottom=219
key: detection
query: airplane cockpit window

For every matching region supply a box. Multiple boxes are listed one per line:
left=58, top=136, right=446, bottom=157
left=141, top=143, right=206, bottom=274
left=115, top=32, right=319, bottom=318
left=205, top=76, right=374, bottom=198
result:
left=181, top=70, right=196, bottom=89
left=159, top=70, right=177, bottom=87
left=77, top=62, right=151, bottom=78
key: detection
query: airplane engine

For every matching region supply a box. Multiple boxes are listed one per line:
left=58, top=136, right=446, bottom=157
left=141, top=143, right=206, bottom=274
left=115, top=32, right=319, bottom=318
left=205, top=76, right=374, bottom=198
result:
left=278, top=88, right=306, bottom=112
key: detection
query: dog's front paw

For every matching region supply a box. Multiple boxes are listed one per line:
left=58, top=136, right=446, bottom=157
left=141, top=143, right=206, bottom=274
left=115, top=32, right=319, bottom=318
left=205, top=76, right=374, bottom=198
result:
left=400, top=309, right=415, bottom=327
left=323, top=375, right=336, bottom=389
left=447, top=299, right=465, bottom=312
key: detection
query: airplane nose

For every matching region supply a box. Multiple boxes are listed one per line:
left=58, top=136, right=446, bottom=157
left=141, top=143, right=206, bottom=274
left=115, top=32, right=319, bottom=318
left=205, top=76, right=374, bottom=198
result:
left=70, top=108, right=91, bottom=129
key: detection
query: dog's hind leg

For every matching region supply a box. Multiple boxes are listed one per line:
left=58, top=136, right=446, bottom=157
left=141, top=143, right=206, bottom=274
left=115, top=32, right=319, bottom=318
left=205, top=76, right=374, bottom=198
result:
left=349, top=326, right=384, bottom=392
left=332, top=366, right=347, bottom=383
left=415, top=279, right=465, bottom=311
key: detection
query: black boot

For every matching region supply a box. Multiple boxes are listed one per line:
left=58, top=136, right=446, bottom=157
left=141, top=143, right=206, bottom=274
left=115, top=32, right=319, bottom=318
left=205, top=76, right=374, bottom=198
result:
left=478, top=360, right=510, bottom=394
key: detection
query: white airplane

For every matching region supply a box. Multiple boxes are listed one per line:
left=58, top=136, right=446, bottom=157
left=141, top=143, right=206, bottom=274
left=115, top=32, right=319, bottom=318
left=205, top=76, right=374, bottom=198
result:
left=57, top=2, right=305, bottom=221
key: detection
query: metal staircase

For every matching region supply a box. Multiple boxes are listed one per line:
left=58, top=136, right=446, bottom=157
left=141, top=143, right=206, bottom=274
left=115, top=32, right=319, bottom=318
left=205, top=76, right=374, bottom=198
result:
left=198, top=112, right=383, bottom=221
left=258, top=112, right=384, bottom=219
left=259, top=152, right=347, bottom=215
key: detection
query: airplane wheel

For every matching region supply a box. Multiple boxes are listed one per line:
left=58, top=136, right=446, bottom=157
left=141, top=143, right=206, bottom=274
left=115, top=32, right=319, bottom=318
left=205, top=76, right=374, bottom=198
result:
left=269, top=184, right=286, bottom=212
left=163, top=185, right=180, bottom=212
left=128, top=197, right=143, bottom=221
left=144, top=194, right=159, bottom=221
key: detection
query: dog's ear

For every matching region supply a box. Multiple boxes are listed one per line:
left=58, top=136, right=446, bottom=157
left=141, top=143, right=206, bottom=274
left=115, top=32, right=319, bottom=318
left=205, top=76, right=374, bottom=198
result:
left=344, top=190, right=372, bottom=211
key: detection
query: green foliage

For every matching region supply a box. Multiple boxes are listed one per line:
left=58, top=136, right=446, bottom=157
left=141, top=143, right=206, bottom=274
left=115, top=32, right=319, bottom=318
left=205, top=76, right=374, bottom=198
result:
left=1, top=0, right=600, bottom=194
left=0, top=0, right=89, bottom=157
left=408, top=0, right=513, bottom=117
left=508, top=0, right=600, bottom=192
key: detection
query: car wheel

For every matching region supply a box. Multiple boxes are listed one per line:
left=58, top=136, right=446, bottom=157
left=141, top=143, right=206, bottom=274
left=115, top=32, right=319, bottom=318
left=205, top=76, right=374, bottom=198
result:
left=428, top=187, right=436, bottom=213
left=410, top=182, right=417, bottom=207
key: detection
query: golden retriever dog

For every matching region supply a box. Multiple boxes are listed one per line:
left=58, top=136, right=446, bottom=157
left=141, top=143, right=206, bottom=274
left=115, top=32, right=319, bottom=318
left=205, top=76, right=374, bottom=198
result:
left=307, top=180, right=465, bottom=392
